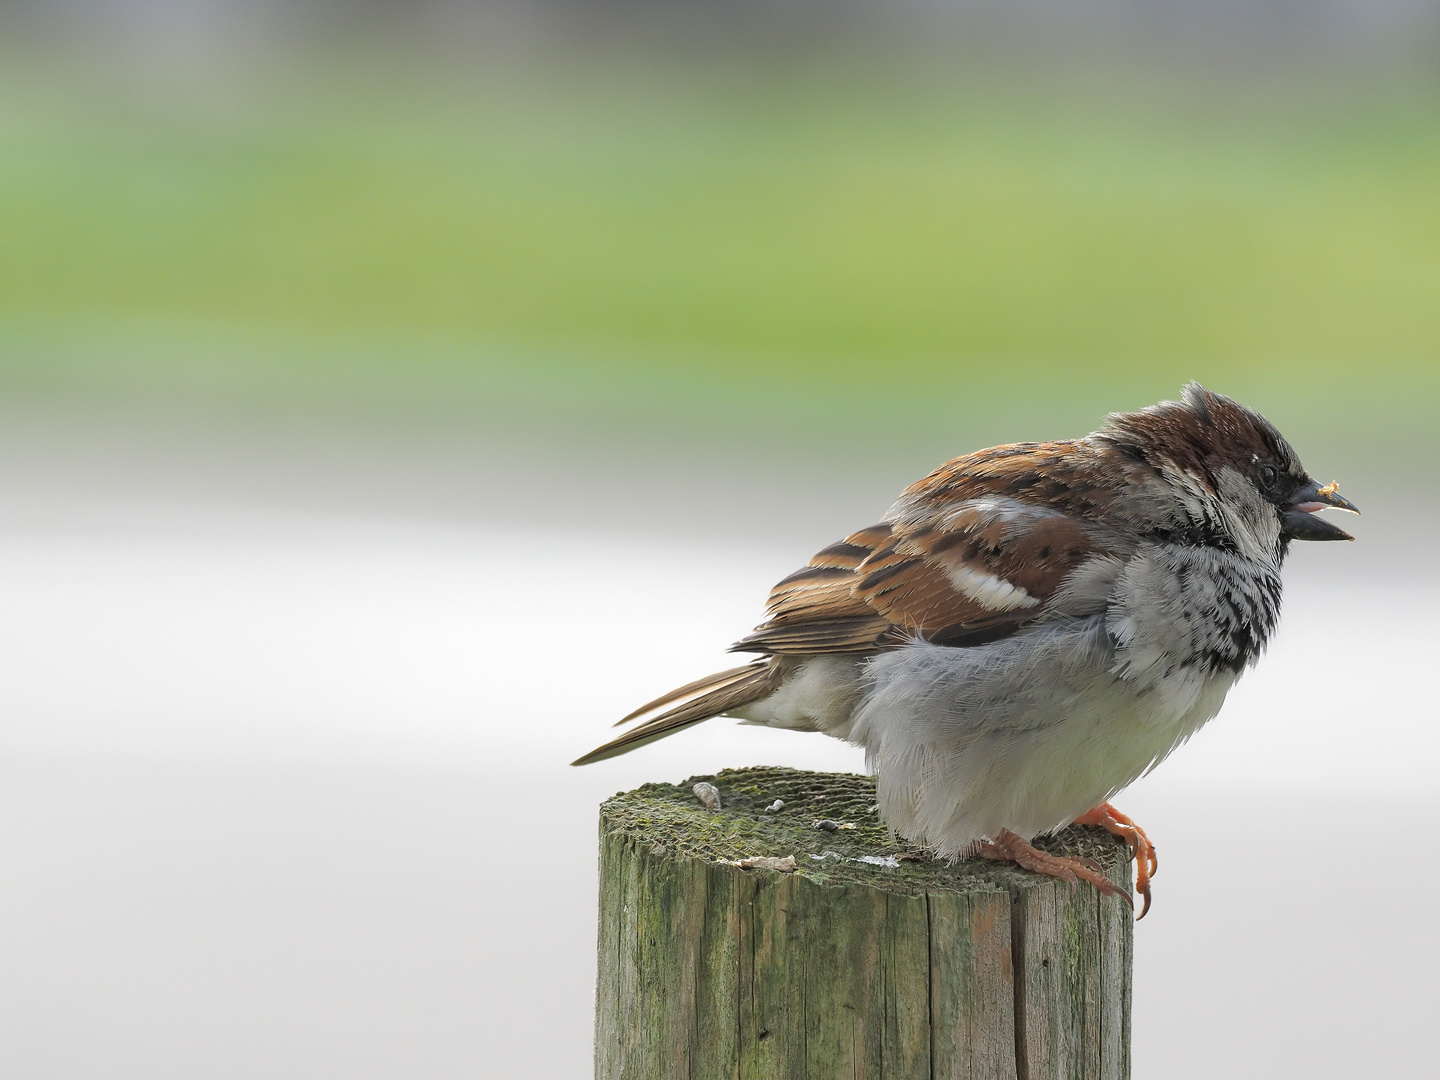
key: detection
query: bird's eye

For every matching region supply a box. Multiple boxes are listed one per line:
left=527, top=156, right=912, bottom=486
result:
left=1258, top=463, right=1278, bottom=488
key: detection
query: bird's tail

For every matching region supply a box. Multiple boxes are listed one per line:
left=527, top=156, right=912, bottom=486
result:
left=571, top=660, right=780, bottom=765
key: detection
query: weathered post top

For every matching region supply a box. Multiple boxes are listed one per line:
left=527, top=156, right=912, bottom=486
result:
left=596, top=765, right=1133, bottom=1080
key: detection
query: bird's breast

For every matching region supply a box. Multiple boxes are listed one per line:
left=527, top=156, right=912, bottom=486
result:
left=1107, top=543, right=1283, bottom=686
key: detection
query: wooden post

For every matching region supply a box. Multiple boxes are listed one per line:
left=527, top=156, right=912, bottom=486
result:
left=595, top=766, right=1132, bottom=1080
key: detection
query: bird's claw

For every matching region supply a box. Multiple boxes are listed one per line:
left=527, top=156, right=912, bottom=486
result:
left=1074, top=803, right=1156, bottom=919
left=979, top=828, right=1134, bottom=910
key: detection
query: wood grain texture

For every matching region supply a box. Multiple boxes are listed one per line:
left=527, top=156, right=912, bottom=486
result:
left=595, top=767, right=1132, bottom=1080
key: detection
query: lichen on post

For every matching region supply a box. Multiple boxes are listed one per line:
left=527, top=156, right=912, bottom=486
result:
left=595, top=766, right=1132, bottom=1080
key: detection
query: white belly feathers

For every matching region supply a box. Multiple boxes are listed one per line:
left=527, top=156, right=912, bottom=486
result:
left=852, top=623, right=1236, bottom=855
left=731, top=537, right=1277, bottom=856
left=735, top=615, right=1238, bottom=857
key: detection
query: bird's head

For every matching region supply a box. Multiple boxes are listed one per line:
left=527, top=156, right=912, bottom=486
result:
left=1097, top=383, right=1358, bottom=561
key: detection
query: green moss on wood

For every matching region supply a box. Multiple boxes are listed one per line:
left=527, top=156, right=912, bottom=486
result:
left=601, top=764, right=1128, bottom=895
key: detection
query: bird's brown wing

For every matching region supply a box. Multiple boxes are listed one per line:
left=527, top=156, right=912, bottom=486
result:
left=575, top=441, right=1136, bottom=766
left=731, top=443, right=1127, bottom=656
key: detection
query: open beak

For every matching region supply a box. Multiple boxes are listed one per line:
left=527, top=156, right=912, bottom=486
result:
left=1281, top=480, right=1359, bottom=542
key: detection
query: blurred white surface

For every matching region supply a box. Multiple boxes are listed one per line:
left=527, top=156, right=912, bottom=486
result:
left=0, top=488, right=1434, bottom=1078
left=1, top=760, right=1436, bottom=1080
left=0, top=491, right=1426, bottom=790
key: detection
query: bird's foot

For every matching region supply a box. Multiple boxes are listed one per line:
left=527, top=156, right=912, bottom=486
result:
left=1073, top=803, right=1156, bottom=919
left=978, top=828, right=1133, bottom=911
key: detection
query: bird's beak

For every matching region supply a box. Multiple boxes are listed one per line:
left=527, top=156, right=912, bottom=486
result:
left=1281, top=480, right=1359, bottom=542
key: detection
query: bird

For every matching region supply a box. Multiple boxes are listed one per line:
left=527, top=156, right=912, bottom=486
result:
left=573, top=384, right=1358, bottom=917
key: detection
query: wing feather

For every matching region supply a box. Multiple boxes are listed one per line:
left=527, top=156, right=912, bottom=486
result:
left=732, top=444, right=1130, bottom=656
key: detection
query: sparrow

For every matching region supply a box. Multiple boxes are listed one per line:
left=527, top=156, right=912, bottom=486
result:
left=574, top=384, right=1358, bottom=916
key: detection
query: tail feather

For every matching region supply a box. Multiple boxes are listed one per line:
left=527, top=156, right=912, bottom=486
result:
left=572, top=661, right=779, bottom=766
left=612, top=663, right=762, bottom=727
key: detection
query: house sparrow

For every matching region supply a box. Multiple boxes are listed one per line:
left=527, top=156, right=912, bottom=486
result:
left=574, top=384, right=1357, bottom=917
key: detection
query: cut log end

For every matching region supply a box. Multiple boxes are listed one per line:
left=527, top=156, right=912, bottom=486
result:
left=595, top=765, right=1133, bottom=1080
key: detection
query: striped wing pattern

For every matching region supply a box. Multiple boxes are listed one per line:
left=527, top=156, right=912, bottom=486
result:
left=732, top=443, right=1121, bottom=655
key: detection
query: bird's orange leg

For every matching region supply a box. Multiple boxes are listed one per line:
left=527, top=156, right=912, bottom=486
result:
left=1073, top=803, right=1157, bottom=919
left=978, top=828, right=1133, bottom=911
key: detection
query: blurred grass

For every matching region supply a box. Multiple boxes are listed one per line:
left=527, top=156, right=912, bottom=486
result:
left=0, top=54, right=1435, bottom=463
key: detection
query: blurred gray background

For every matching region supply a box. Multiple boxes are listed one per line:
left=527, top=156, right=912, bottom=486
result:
left=0, top=1, right=1437, bottom=1077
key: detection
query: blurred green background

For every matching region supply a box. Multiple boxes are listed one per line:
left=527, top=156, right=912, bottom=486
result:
left=1, top=8, right=1437, bottom=493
